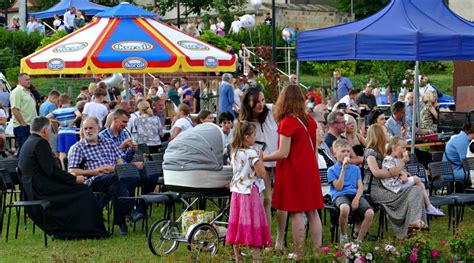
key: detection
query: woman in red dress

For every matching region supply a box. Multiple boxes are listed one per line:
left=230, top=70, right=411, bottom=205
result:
left=264, top=84, right=324, bottom=259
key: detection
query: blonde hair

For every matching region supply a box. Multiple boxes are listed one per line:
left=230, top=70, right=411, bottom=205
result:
left=231, top=121, right=256, bottom=158
left=386, top=136, right=405, bottom=155
left=137, top=100, right=153, bottom=117
left=422, top=91, right=434, bottom=103
left=366, top=124, right=387, bottom=158
left=178, top=104, right=190, bottom=116
left=88, top=82, right=97, bottom=94
left=165, top=101, right=176, bottom=119
left=333, top=138, right=351, bottom=151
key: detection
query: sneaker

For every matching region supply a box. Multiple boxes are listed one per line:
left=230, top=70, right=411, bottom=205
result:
left=131, top=210, right=145, bottom=222
left=427, top=205, right=445, bottom=217
left=119, top=224, right=128, bottom=236
left=340, top=234, right=350, bottom=245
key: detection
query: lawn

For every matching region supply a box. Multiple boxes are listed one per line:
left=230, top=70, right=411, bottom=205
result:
left=1, top=197, right=473, bottom=262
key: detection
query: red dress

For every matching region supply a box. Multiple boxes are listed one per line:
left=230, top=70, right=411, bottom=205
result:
left=272, top=115, right=324, bottom=212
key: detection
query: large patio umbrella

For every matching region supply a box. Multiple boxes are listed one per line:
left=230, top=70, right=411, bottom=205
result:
left=20, top=2, right=236, bottom=75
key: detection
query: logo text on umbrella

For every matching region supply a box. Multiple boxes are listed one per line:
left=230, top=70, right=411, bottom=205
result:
left=122, top=57, right=147, bottom=70
left=112, top=41, right=154, bottom=52
left=47, top=59, right=65, bottom=71
left=204, top=57, right=219, bottom=68
left=53, top=42, right=88, bottom=53
left=177, top=41, right=209, bottom=51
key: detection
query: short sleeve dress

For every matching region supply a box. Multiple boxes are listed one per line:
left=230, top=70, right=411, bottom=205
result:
left=272, top=115, right=324, bottom=212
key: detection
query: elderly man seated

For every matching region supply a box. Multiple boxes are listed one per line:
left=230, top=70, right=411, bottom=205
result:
left=99, top=108, right=159, bottom=223
left=19, top=116, right=109, bottom=239
left=68, top=116, right=131, bottom=235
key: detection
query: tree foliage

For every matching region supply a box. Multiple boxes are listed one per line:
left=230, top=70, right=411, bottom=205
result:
left=156, top=0, right=247, bottom=16
left=334, top=0, right=389, bottom=19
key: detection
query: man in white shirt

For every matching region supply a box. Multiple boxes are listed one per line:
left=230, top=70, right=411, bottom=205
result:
left=419, top=75, right=437, bottom=100
left=229, top=15, right=242, bottom=34
left=26, top=16, right=38, bottom=34
left=63, top=7, right=76, bottom=33
left=83, top=88, right=108, bottom=126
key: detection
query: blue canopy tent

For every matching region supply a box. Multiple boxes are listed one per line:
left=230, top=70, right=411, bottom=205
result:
left=30, top=0, right=110, bottom=19
left=296, top=0, right=474, bottom=152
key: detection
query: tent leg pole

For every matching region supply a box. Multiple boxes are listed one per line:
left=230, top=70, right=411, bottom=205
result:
left=124, top=74, right=130, bottom=103
left=296, top=60, right=300, bottom=86
left=411, top=61, right=420, bottom=154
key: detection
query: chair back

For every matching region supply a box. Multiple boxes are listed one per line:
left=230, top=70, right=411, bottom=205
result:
left=0, top=159, right=19, bottom=184
left=149, top=153, right=164, bottom=162
left=115, top=163, right=140, bottom=180
left=406, top=163, right=428, bottom=186
left=428, top=161, right=454, bottom=192
left=144, top=160, right=162, bottom=181
left=319, top=169, right=329, bottom=184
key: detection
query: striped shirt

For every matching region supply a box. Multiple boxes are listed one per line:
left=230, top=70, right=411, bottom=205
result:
left=50, top=106, right=78, bottom=134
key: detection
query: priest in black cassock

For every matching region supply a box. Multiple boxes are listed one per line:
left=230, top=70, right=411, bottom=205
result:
left=18, top=116, right=109, bottom=239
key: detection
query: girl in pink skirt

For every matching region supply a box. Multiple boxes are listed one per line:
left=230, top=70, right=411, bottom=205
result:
left=226, top=121, right=272, bottom=261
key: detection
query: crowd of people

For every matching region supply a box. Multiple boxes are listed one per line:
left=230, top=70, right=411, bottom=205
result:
left=6, top=68, right=473, bottom=260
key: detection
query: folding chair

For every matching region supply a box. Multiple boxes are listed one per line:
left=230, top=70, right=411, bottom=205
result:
left=5, top=168, right=50, bottom=246
left=428, top=161, right=474, bottom=231
left=115, top=163, right=174, bottom=234
left=405, top=163, right=454, bottom=226
left=462, top=158, right=474, bottom=194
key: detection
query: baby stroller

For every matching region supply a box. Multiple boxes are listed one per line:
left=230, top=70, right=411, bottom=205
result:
left=147, top=123, right=232, bottom=257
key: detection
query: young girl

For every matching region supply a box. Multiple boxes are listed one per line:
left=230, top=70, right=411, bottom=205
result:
left=226, top=121, right=272, bottom=261
left=382, top=136, right=444, bottom=216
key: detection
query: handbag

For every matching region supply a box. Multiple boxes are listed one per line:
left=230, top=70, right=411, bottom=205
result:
left=296, top=117, right=315, bottom=153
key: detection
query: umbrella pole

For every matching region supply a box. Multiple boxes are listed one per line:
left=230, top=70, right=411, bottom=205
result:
left=143, top=74, right=146, bottom=97
left=410, top=61, right=420, bottom=154
left=296, top=60, right=300, bottom=88
left=124, top=74, right=130, bottom=102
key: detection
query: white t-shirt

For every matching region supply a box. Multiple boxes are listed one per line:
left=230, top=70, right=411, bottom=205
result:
left=338, top=94, right=355, bottom=107
left=419, top=84, right=436, bottom=99
left=171, top=117, right=193, bottom=134
left=63, top=11, right=75, bottom=28
left=0, top=108, right=6, bottom=118
left=230, top=20, right=241, bottom=34
left=210, top=24, right=217, bottom=34
left=234, top=88, right=243, bottom=110
left=217, top=21, right=225, bottom=31
left=254, top=104, right=278, bottom=168
left=83, top=102, right=108, bottom=125
left=127, top=111, right=139, bottom=135
left=156, top=86, right=165, bottom=97
left=26, top=21, right=38, bottom=33
left=230, top=148, right=264, bottom=194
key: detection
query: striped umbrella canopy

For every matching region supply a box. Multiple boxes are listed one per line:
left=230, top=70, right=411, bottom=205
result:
left=20, top=2, right=236, bottom=75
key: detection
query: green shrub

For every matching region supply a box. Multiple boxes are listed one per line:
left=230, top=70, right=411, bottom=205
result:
left=5, top=66, right=20, bottom=84
left=198, top=30, right=239, bottom=50
left=0, top=29, right=43, bottom=61
left=0, top=47, right=16, bottom=73
left=36, top=30, right=67, bottom=50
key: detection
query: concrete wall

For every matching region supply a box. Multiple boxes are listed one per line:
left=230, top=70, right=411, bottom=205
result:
left=274, top=9, right=351, bottom=31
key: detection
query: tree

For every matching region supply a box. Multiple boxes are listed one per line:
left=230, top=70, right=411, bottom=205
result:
left=334, top=0, right=389, bottom=19
left=156, top=0, right=246, bottom=16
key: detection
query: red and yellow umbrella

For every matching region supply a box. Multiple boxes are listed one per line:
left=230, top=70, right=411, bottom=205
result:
left=21, top=2, right=236, bottom=75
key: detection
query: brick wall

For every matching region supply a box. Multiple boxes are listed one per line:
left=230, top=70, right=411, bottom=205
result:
left=130, top=73, right=223, bottom=88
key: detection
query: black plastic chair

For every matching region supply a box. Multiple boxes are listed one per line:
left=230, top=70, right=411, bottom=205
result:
left=115, top=163, right=173, bottom=234
left=428, top=161, right=474, bottom=231
left=5, top=168, right=50, bottom=246
left=406, top=163, right=454, bottom=226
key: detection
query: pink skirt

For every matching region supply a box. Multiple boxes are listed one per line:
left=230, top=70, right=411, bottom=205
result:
left=225, top=186, right=272, bottom=248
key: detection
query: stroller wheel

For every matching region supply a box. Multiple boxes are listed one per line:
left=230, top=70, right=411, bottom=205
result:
left=187, top=223, right=219, bottom=256
left=148, top=219, right=179, bottom=256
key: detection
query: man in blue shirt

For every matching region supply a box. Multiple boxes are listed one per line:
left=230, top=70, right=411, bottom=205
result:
left=39, top=90, right=59, bottom=117
left=443, top=123, right=474, bottom=181
left=328, top=139, right=373, bottom=244
left=179, top=77, right=193, bottom=108
left=385, top=101, right=407, bottom=138
left=333, top=70, right=353, bottom=103
left=218, top=73, right=235, bottom=117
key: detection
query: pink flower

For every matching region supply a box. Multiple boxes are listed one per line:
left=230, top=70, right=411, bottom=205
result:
left=412, top=246, right=419, bottom=251
left=431, top=249, right=440, bottom=258
left=355, top=256, right=366, bottom=263
left=336, top=251, right=344, bottom=257
left=409, top=252, right=418, bottom=262
left=322, top=247, right=330, bottom=254
left=439, top=240, right=446, bottom=246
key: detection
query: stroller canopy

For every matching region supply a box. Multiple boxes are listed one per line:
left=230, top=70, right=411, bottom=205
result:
left=164, top=123, right=224, bottom=171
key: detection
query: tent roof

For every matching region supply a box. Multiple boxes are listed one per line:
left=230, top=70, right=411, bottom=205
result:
left=297, top=0, right=474, bottom=61
left=96, top=2, right=156, bottom=18
left=29, top=0, right=110, bottom=19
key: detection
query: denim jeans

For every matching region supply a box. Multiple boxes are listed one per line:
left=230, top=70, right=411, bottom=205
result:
left=13, top=125, right=30, bottom=156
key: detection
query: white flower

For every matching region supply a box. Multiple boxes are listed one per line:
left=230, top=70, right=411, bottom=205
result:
left=385, top=244, right=394, bottom=252
left=366, top=253, right=373, bottom=260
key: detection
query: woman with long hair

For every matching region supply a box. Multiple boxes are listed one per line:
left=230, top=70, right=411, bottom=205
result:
left=168, top=78, right=181, bottom=107
left=343, top=114, right=367, bottom=157
left=135, top=100, right=163, bottom=153
left=264, top=85, right=324, bottom=259
left=239, top=85, right=280, bottom=248
left=364, top=124, right=427, bottom=239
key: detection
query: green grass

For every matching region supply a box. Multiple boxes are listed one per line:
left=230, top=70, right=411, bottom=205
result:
left=1, top=198, right=473, bottom=262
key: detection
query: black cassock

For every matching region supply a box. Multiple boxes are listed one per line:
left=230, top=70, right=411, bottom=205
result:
left=18, top=134, right=108, bottom=239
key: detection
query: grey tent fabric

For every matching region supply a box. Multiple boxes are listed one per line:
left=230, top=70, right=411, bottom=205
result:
left=163, top=123, right=224, bottom=171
